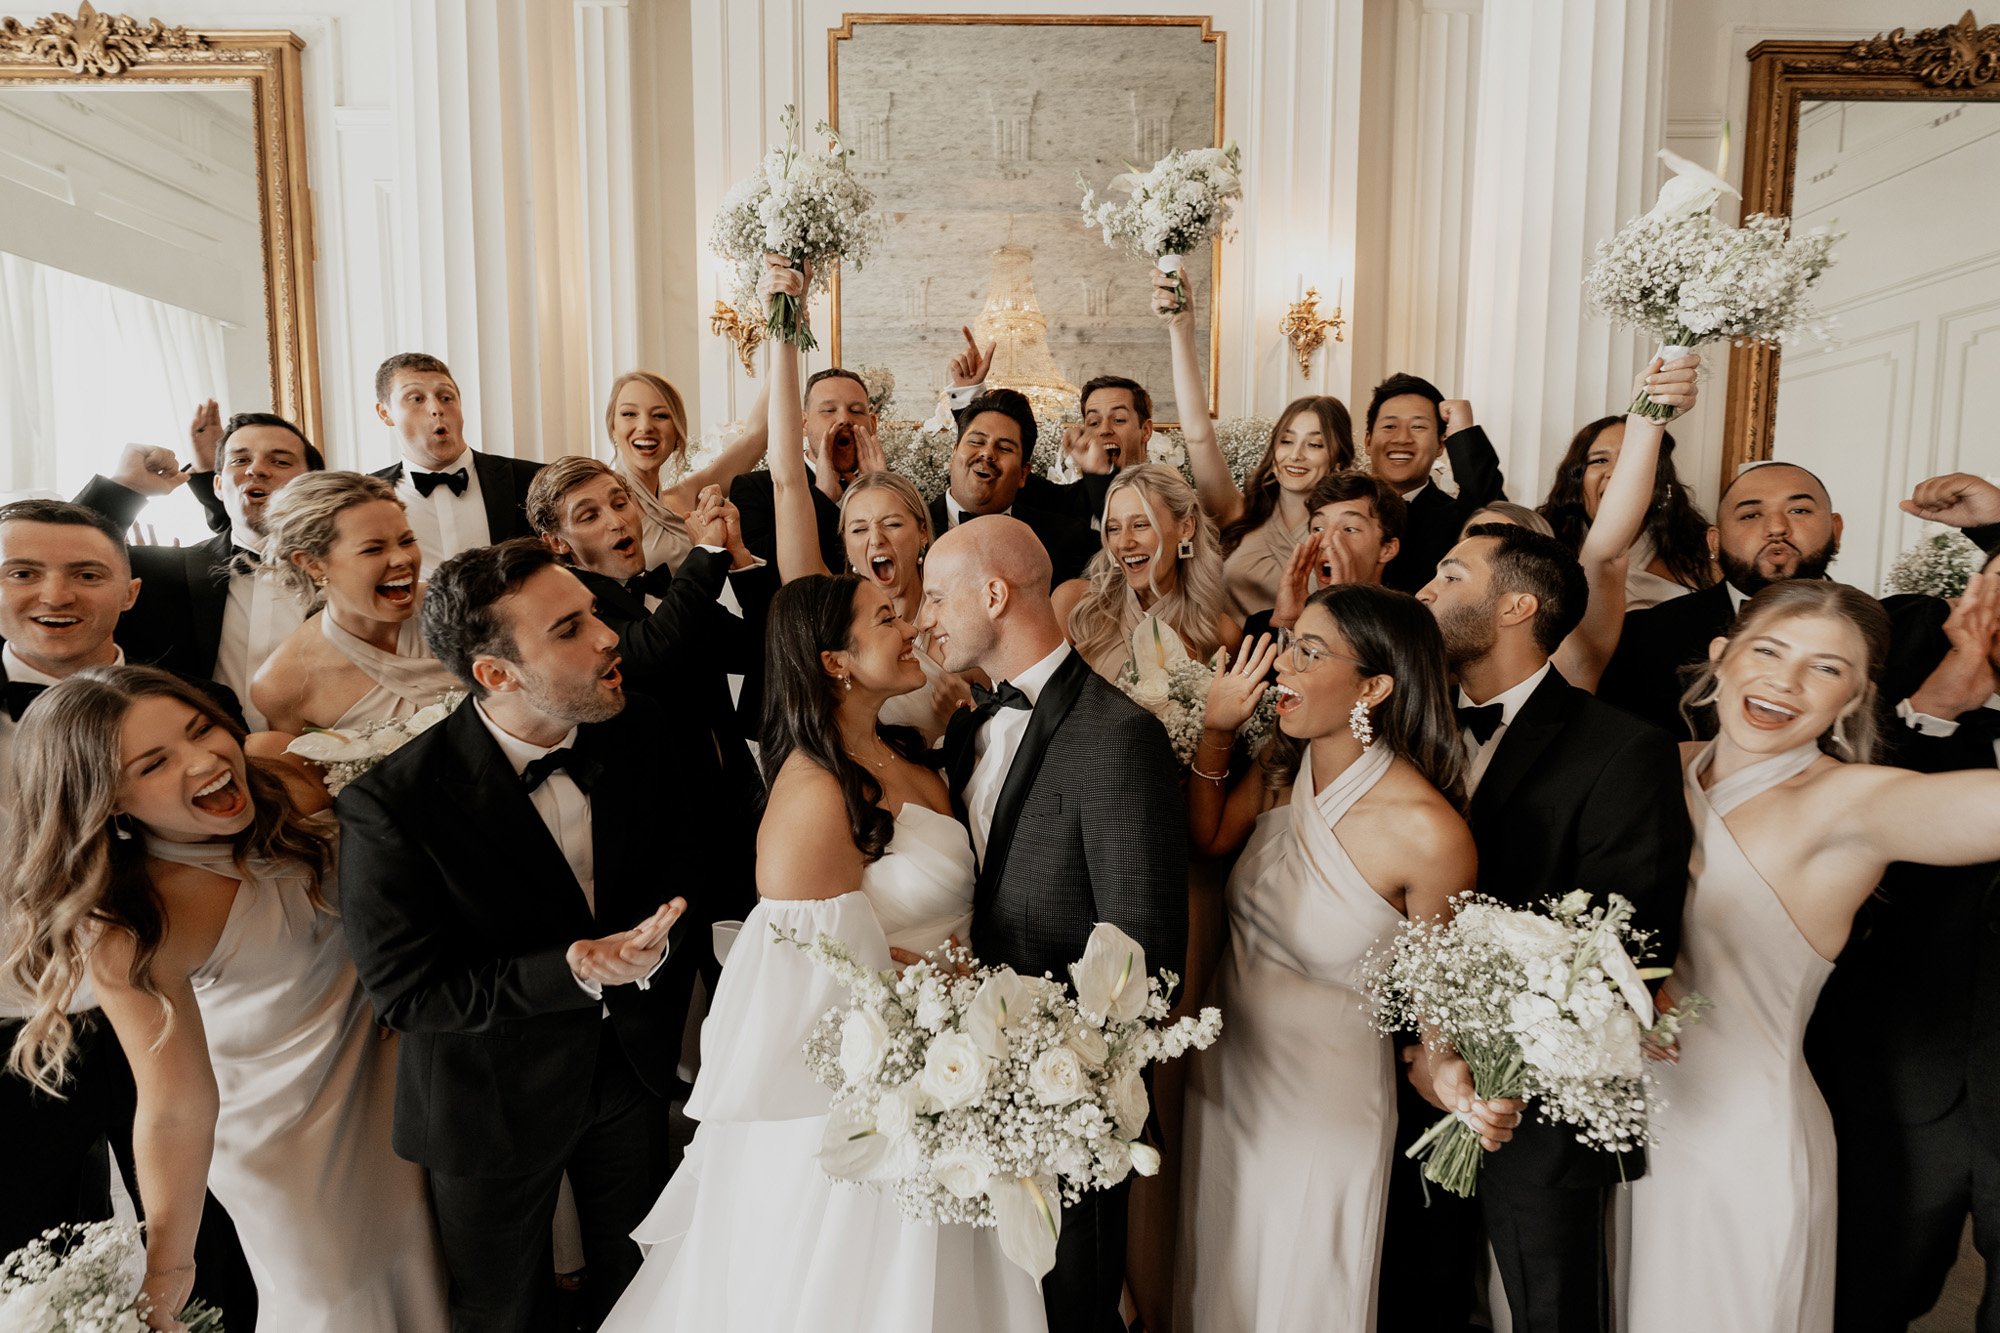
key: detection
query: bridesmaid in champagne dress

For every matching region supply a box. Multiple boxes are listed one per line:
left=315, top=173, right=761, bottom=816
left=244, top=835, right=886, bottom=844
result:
left=1623, top=579, right=2000, bottom=1332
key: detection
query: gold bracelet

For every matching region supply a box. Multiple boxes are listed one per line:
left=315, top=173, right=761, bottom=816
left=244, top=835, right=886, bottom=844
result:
left=1189, top=763, right=1228, bottom=783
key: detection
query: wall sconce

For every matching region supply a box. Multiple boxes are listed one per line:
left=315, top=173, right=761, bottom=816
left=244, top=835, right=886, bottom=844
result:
left=710, top=300, right=764, bottom=377
left=1280, top=286, right=1345, bottom=378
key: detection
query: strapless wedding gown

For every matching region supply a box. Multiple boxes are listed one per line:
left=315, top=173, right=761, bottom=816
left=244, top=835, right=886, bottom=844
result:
left=1176, top=743, right=1406, bottom=1332
left=1624, top=742, right=1836, bottom=1333
left=600, top=804, right=1047, bottom=1332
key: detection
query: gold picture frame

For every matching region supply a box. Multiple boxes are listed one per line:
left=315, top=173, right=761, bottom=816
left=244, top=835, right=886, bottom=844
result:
left=0, top=4, right=321, bottom=447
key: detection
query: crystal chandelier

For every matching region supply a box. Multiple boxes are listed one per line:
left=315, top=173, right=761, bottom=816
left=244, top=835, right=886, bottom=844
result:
left=972, top=242, right=1079, bottom=423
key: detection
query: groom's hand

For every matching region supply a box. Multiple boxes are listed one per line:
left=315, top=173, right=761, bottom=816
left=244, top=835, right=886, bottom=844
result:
left=568, top=898, right=685, bottom=987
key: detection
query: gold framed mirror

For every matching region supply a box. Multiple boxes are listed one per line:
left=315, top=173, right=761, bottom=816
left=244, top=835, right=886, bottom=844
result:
left=0, top=4, right=319, bottom=485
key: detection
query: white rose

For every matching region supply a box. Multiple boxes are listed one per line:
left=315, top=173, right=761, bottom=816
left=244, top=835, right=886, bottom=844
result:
left=1108, top=1067, right=1150, bottom=1137
left=1029, top=1046, right=1088, bottom=1107
left=1069, top=1025, right=1109, bottom=1067
left=918, top=1031, right=990, bottom=1110
left=873, top=1083, right=919, bottom=1142
left=1070, top=923, right=1150, bottom=1023
left=914, top=978, right=950, bottom=1033
left=838, top=1008, right=891, bottom=1082
left=1127, top=674, right=1171, bottom=713
left=932, top=1146, right=992, bottom=1201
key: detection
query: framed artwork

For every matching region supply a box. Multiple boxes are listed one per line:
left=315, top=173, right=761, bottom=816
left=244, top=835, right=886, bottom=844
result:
left=828, top=13, right=1224, bottom=426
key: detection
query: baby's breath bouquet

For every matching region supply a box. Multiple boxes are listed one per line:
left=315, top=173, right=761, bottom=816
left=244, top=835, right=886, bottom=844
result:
left=1885, top=527, right=1986, bottom=599
left=1157, top=416, right=1275, bottom=490
left=288, top=691, right=461, bottom=796
left=1585, top=149, right=1841, bottom=420
left=1117, top=613, right=1276, bottom=765
left=1361, top=891, right=1707, bottom=1198
left=1079, top=144, right=1242, bottom=313
left=1, top=1221, right=224, bottom=1331
left=710, top=105, right=880, bottom=351
left=787, top=922, right=1221, bottom=1281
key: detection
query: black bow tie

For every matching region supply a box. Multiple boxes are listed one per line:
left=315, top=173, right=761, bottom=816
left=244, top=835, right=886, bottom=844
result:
left=3, top=680, right=46, bottom=722
left=1457, top=702, right=1505, bottom=745
left=970, top=680, right=1032, bottom=720
left=521, top=746, right=601, bottom=794
left=411, top=467, right=469, bottom=498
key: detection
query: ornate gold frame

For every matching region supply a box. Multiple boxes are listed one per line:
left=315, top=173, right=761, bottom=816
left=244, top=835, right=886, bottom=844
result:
left=0, top=4, right=320, bottom=447
left=1726, top=10, right=2000, bottom=491
left=825, top=12, right=1226, bottom=425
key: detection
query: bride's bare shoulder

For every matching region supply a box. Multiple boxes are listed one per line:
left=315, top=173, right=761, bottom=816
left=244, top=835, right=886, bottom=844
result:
left=758, top=753, right=867, bottom=901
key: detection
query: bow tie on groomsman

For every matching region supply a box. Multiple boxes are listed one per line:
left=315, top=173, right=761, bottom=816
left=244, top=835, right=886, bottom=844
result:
left=411, top=467, right=470, bottom=498
left=969, top=678, right=1033, bottom=722
left=1457, top=701, right=1505, bottom=744
left=521, top=746, right=601, bottom=794
left=3, top=679, right=45, bottom=722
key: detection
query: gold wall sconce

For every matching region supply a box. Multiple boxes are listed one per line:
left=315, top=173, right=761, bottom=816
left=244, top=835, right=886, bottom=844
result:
left=1280, top=286, right=1346, bottom=378
left=710, top=300, right=764, bottom=376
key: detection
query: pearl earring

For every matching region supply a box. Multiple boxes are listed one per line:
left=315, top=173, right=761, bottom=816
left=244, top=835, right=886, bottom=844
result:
left=1348, top=700, right=1374, bottom=748
left=840, top=675, right=853, bottom=693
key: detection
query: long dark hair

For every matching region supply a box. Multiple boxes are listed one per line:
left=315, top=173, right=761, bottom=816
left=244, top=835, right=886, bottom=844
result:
left=1222, top=396, right=1355, bottom=555
left=1261, top=583, right=1466, bottom=806
left=1539, top=415, right=1715, bottom=592
left=759, top=574, right=933, bottom=862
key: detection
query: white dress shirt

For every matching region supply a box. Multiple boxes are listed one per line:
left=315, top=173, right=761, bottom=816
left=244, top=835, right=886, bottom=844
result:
left=214, top=525, right=307, bottom=730
left=3, top=641, right=124, bottom=688
left=1459, top=660, right=1554, bottom=796
left=964, top=641, right=1070, bottom=867
left=396, top=448, right=492, bottom=571
left=1898, top=693, right=2000, bottom=767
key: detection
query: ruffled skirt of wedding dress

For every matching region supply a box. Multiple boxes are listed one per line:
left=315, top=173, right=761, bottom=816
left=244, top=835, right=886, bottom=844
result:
left=601, top=1115, right=1046, bottom=1333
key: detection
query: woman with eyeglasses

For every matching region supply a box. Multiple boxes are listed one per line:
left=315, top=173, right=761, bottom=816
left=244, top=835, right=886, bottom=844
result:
left=1173, top=585, right=1487, bottom=1331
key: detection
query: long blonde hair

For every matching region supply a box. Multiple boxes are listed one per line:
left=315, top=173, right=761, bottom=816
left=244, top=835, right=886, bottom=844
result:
left=259, top=470, right=404, bottom=608
left=2, top=667, right=332, bottom=1095
left=1068, top=463, right=1229, bottom=671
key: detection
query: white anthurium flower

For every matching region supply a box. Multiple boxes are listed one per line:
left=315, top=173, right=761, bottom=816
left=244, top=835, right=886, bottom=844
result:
left=965, top=969, right=1030, bottom=1060
left=816, top=1095, right=892, bottom=1182
left=1647, top=148, right=1738, bottom=223
left=932, top=1147, right=993, bottom=1201
left=1029, top=1046, right=1088, bottom=1106
left=992, top=1175, right=1063, bottom=1280
left=1070, top=922, right=1150, bottom=1024
left=918, top=1031, right=991, bottom=1110
left=838, top=1007, right=891, bottom=1082
left=1597, top=936, right=1659, bottom=1027
left=285, top=728, right=374, bottom=763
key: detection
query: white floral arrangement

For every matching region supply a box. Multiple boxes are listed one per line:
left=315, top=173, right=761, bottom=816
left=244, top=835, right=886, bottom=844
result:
left=1361, top=891, right=1708, bottom=1198
left=1884, top=527, right=1987, bottom=600
left=1117, top=614, right=1276, bottom=766
left=285, top=691, right=462, bottom=797
left=1585, top=149, right=1840, bottom=419
left=851, top=364, right=896, bottom=417
left=1079, top=144, right=1243, bottom=313
left=1155, top=416, right=1273, bottom=491
left=710, top=105, right=881, bottom=352
left=1, top=1221, right=224, bottom=1331
left=787, top=922, right=1221, bottom=1280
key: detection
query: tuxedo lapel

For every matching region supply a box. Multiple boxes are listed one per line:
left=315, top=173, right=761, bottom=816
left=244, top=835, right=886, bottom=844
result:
left=187, top=535, right=232, bottom=667
left=976, top=651, right=1089, bottom=909
left=472, top=450, right=519, bottom=542
left=579, top=721, right=635, bottom=921
left=1470, top=668, right=1573, bottom=826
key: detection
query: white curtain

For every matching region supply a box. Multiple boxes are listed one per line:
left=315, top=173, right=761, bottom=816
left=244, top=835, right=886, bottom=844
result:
left=0, top=250, right=229, bottom=545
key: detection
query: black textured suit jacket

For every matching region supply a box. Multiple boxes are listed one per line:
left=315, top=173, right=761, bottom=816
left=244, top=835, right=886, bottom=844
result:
left=943, top=649, right=1188, bottom=989
left=1467, top=667, right=1692, bottom=1189
left=926, top=492, right=1097, bottom=588
left=1383, top=425, right=1507, bottom=594
left=335, top=692, right=749, bottom=1176
left=370, top=449, right=544, bottom=546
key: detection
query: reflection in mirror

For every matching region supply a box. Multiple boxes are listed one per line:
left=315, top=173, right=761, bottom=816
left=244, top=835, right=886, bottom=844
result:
left=1770, top=99, right=2000, bottom=596
left=0, top=83, right=267, bottom=544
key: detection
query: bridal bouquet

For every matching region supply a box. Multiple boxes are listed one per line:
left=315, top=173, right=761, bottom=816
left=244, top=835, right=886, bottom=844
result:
left=1885, top=527, right=1987, bottom=599
left=285, top=691, right=462, bottom=796
left=710, top=105, right=880, bottom=351
left=1585, top=149, right=1841, bottom=419
left=1, top=1221, right=224, bottom=1331
left=1361, top=891, right=1707, bottom=1198
left=1079, top=143, right=1242, bottom=313
left=1118, top=614, right=1277, bottom=765
left=788, top=922, right=1222, bottom=1280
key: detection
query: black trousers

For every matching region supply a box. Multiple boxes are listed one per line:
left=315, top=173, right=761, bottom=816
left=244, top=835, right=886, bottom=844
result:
left=426, top=1041, right=672, bottom=1333
left=1377, top=1071, right=1481, bottom=1332
left=1832, top=1090, right=2000, bottom=1332
left=1044, top=1178, right=1131, bottom=1333
left=1481, top=1174, right=1610, bottom=1333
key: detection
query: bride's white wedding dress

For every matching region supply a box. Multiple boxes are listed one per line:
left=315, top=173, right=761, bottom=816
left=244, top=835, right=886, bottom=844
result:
left=599, top=803, right=1047, bottom=1332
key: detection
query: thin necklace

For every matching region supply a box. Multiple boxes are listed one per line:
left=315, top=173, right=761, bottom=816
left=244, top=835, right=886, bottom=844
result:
left=845, top=744, right=891, bottom=771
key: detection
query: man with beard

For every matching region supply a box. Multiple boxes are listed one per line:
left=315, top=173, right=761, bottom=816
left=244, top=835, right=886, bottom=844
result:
left=1599, top=460, right=1947, bottom=736
left=927, top=388, right=1095, bottom=585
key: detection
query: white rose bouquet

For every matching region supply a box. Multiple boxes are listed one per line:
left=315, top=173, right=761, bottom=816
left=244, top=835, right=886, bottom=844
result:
left=709, top=105, right=880, bottom=352
left=284, top=691, right=462, bottom=796
left=1585, top=148, right=1841, bottom=419
left=1117, top=614, right=1276, bottom=766
left=1885, top=527, right=1987, bottom=599
left=1079, top=143, right=1242, bottom=313
left=785, top=922, right=1222, bottom=1280
left=1, top=1221, right=225, bottom=1331
left=1361, top=891, right=1708, bottom=1198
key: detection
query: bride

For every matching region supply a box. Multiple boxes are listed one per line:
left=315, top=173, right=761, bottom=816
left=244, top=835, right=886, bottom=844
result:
left=600, top=571, right=1046, bottom=1332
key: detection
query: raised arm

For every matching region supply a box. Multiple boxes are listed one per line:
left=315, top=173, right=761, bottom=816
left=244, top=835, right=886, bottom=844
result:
left=1155, top=267, right=1243, bottom=526
left=1187, top=635, right=1280, bottom=856
left=668, top=378, right=773, bottom=509
left=1840, top=763, right=2000, bottom=876
left=763, top=259, right=834, bottom=584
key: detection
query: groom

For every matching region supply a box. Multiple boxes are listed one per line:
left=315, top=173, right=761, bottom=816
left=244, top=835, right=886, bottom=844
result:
left=337, top=539, right=747, bottom=1331
left=919, top=515, right=1189, bottom=1333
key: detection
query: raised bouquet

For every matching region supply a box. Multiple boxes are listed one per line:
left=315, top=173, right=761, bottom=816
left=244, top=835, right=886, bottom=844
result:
left=789, top=922, right=1222, bottom=1280
left=1079, top=143, right=1242, bottom=313
left=1118, top=614, right=1276, bottom=766
left=710, top=104, right=880, bottom=351
left=285, top=691, right=461, bottom=796
left=1885, top=527, right=1987, bottom=600
left=1585, top=147, right=1840, bottom=419
left=1361, top=891, right=1708, bottom=1198
left=1, top=1221, right=224, bottom=1331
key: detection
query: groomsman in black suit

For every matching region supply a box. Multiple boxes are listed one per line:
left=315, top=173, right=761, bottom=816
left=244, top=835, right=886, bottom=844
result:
left=337, top=539, right=748, bottom=1331
left=926, top=390, right=1097, bottom=587
left=1363, top=373, right=1508, bottom=594
left=368, top=352, right=544, bottom=569
left=727, top=364, right=872, bottom=572
left=920, top=515, right=1188, bottom=1333
left=1385, top=523, right=1691, bottom=1333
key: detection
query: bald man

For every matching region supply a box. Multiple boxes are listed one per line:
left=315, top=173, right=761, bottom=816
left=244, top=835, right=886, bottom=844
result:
left=917, top=515, right=1187, bottom=1333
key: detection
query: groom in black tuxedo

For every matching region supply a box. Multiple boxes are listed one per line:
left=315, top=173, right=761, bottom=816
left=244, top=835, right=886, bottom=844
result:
left=920, top=514, right=1188, bottom=1333
left=337, top=539, right=747, bottom=1332
left=1389, top=524, right=1691, bottom=1333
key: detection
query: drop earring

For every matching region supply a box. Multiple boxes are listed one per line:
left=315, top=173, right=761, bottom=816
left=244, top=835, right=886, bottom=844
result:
left=840, top=675, right=854, bottom=693
left=1831, top=715, right=1850, bottom=753
left=1348, top=700, right=1374, bottom=748
left=1177, top=536, right=1195, bottom=560
left=110, top=813, right=134, bottom=841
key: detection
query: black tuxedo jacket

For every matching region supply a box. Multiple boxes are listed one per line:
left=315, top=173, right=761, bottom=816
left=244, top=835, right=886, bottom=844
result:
left=1467, top=668, right=1691, bottom=1189
left=0, top=650, right=243, bottom=729
left=927, top=491, right=1097, bottom=588
left=335, top=692, right=749, bottom=1176
left=728, top=468, right=844, bottom=573
left=70, top=477, right=239, bottom=679
left=370, top=449, right=544, bottom=546
left=943, top=649, right=1188, bottom=988
left=1383, top=425, right=1507, bottom=594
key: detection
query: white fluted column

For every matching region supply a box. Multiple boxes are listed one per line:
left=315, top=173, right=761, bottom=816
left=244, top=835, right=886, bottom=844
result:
left=575, top=0, right=641, bottom=407
left=1459, top=0, right=1664, bottom=500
